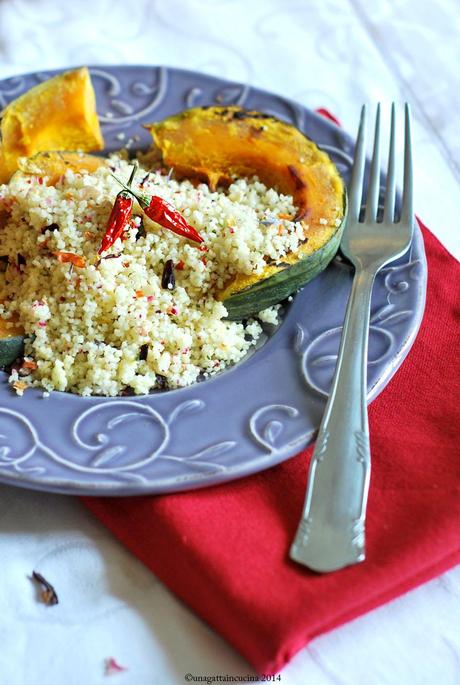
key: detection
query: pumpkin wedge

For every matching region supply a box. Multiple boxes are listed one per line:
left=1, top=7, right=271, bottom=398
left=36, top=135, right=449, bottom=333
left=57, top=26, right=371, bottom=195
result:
left=146, top=106, right=346, bottom=319
left=0, top=67, right=104, bottom=184
left=17, top=150, right=107, bottom=186
left=0, top=317, right=24, bottom=367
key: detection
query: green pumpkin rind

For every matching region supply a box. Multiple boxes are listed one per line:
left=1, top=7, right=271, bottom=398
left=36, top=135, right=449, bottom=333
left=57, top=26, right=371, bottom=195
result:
left=223, top=192, right=347, bottom=320
left=0, top=335, right=25, bottom=368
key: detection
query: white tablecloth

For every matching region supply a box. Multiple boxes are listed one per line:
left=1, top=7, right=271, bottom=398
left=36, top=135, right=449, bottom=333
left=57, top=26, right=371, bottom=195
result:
left=0, top=1, right=459, bottom=683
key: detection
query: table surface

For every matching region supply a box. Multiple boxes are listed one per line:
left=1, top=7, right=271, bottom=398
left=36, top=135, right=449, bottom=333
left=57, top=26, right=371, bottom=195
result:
left=0, top=1, right=459, bottom=684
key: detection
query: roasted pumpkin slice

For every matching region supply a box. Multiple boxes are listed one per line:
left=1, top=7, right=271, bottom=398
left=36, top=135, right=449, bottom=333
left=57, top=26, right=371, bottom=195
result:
left=0, top=148, right=10, bottom=185
left=17, top=151, right=107, bottom=186
left=146, top=106, right=346, bottom=319
left=0, top=67, right=104, bottom=184
left=0, top=317, right=24, bottom=368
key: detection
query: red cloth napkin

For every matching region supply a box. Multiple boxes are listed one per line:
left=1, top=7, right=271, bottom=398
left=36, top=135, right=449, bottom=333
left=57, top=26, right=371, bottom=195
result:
left=83, top=195, right=460, bottom=672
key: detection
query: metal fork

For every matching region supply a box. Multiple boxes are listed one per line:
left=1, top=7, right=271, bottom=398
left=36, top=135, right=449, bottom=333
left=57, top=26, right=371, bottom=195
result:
left=290, top=103, right=414, bottom=573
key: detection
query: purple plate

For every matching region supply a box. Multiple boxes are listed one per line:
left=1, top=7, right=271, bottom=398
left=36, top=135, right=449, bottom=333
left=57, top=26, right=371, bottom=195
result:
left=0, top=66, right=426, bottom=495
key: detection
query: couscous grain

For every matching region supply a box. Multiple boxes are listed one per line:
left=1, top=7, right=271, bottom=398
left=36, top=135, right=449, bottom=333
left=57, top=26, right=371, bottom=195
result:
left=0, top=157, right=305, bottom=396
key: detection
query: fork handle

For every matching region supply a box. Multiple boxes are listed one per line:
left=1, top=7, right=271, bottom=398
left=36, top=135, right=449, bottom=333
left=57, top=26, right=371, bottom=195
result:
left=290, top=268, right=375, bottom=572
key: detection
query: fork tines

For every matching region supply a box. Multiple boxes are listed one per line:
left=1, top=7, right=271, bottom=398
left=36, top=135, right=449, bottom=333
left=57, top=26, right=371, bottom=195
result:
left=350, top=103, right=413, bottom=225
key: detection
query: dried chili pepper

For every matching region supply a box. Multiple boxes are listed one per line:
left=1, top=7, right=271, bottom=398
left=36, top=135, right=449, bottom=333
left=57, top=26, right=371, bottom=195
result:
left=145, top=198, right=203, bottom=243
left=54, top=251, right=86, bottom=268
left=112, top=175, right=204, bottom=244
left=31, top=571, right=59, bottom=606
left=12, top=380, right=28, bottom=396
left=21, top=358, right=37, bottom=371
left=99, top=164, right=137, bottom=255
left=161, top=259, right=175, bottom=290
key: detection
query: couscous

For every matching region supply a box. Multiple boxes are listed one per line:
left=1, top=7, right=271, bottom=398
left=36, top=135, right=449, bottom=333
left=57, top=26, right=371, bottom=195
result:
left=0, top=156, right=306, bottom=396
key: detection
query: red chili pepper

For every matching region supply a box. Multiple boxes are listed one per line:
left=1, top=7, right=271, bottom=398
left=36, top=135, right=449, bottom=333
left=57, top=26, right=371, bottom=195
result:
left=144, top=196, right=204, bottom=244
left=98, top=165, right=137, bottom=255
left=98, top=194, right=132, bottom=254
left=111, top=173, right=204, bottom=245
